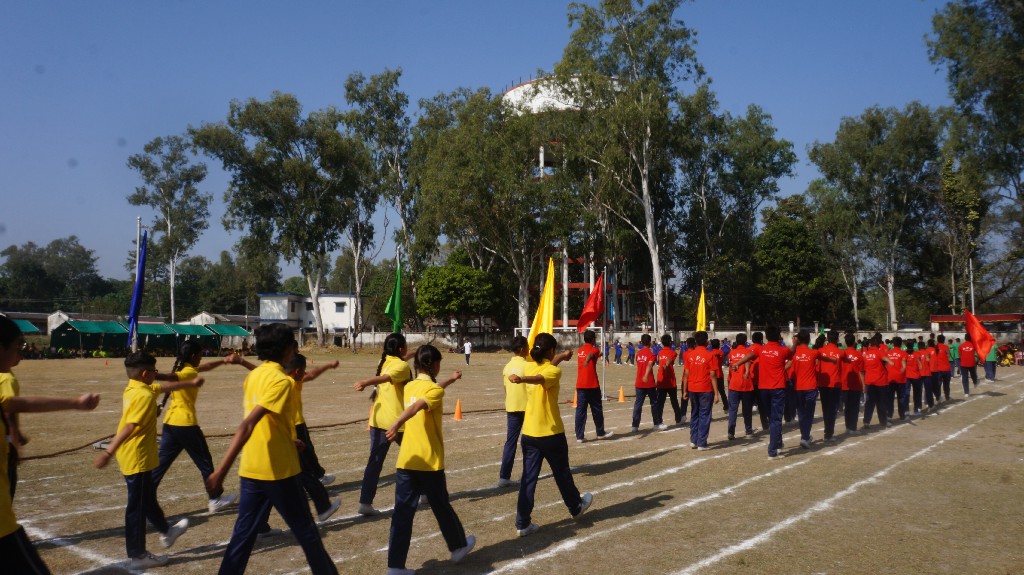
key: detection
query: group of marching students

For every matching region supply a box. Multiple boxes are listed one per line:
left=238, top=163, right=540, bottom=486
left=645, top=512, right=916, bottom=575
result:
left=565, top=326, right=987, bottom=461
left=0, top=309, right=995, bottom=575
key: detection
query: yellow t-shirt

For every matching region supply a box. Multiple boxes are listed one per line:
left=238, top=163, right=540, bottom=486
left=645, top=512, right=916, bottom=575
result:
left=522, top=360, right=565, bottom=437
left=369, top=355, right=411, bottom=431
left=0, top=395, right=17, bottom=538
left=239, top=361, right=300, bottom=481
left=293, top=377, right=305, bottom=426
left=395, top=374, right=446, bottom=472
left=502, top=356, right=529, bottom=413
left=163, top=364, right=200, bottom=427
left=115, top=379, right=163, bottom=476
left=0, top=372, right=20, bottom=438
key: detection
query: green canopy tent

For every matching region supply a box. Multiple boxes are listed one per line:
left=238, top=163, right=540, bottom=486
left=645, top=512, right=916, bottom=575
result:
left=127, top=322, right=178, bottom=352
left=50, top=320, right=128, bottom=352
left=166, top=324, right=219, bottom=350
left=11, top=319, right=41, bottom=335
left=202, top=324, right=252, bottom=350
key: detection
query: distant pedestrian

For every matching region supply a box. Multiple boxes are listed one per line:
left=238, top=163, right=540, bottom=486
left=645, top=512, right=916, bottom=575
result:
left=463, top=339, right=472, bottom=365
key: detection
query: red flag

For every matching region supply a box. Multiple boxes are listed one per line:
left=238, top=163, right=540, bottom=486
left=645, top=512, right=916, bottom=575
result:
left=963, top=310, right=996, bottom=360
left=577, top=274, right=605, bottom=333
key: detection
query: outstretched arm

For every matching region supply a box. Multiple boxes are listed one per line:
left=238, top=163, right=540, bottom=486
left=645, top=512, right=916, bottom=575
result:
left=206, top=405, right=269, bottom=494
left=160, top=378, right=205, bottom=393
left=303, top=360, right=340, bottom=383
left=438, top=371, right=462, bottom=389
left=197, top=357, right=232, bottom=372
left=385, top=399, right=427, bottom=442
left=354, top=374, right=392, bottom=391
left=8, top=393, right=99, bottom=414
left=551, top=350, right=574, bottom=366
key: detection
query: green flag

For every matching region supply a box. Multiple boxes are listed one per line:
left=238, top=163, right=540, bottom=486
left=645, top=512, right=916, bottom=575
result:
left=384, top=263, right=402, bottom=332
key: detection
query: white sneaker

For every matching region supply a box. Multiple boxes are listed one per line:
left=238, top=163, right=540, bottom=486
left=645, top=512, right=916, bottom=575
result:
left=696, top=446, right=708, bottom=451
left=630, top=426, right=639, bottom=433
left=496, top=478, right=518, bottom=488
left=317, top=499, right=341, bottom=523
left=654, top=424, right=669, bottom=431
left=257, top=527, right=286, bottom=540
left=319, top=474, right=336, bottom=486
left=690, top=442, right=697, bottom=449
left=129, top=551, right=169, bottom=569
left=358, top=503, right=381, bottom=516
left=597, top=431, right=615, bottom=440
left=385, top=568, right=416, bottom=575
left=574, top=492, right=594, bottom=519
left=576, top=437, right=586, bottom=443
left=517, top=523, right=540, bottom=537
left=161, top=518, right=188, bottom=549
left=208, top=493, right=238, bottom=513
left=450, top=534, right=476, bottom=564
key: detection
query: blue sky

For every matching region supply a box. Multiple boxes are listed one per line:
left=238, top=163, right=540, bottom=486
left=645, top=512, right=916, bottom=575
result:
left=0, top=0, right=951, bottom=280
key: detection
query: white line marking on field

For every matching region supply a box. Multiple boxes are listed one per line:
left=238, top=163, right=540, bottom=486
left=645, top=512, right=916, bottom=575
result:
left=670, top=395, right=1024, bottom=575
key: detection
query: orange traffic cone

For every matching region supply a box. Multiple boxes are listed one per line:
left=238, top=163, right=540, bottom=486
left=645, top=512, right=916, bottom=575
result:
left=618, top=386, right=625, bottom=403
left=454, top=399, right=464, bottom=421
left=573, top=391, right=578, bottom=408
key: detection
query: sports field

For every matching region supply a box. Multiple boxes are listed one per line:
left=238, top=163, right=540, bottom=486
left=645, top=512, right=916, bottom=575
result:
left=11, top=351, right=1024, bottom=574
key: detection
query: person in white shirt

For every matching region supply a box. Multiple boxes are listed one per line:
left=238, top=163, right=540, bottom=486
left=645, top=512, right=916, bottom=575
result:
left=463, top=339, right=473, bottom=365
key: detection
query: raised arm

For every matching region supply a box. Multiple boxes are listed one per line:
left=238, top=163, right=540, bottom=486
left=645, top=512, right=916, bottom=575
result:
left=437, top=371, right=462, bottom=389
left=303, top=360, right=340, bottom=383
left=354, top=373, right=393, bottom=391
left=159, top=377, right=205, bottom=393
left=551, top=350, right=574, bottom=366
left=8, top=393, right=99, bottom=414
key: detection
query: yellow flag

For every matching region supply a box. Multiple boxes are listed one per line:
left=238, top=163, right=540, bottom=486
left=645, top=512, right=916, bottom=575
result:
left=528, top=258, right=556, bottom=357
left=696, top=286, right=707, bottom=332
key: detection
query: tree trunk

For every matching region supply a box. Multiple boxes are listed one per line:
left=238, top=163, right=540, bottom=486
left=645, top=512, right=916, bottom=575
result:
left=641, top=180, right=666, bottom=334
left=305, top=273, right=325, bottom=346
left=886, top=267, right=898, bottom=331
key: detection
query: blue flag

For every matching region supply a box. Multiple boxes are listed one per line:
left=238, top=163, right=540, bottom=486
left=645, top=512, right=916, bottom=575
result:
left=127, top=230, right=147, bottom=349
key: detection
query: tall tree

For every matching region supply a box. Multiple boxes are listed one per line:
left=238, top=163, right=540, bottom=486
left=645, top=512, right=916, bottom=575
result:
left=807, top=180, right=865, bottom=329
left=0, top=237, right=105, bottom=312
left=416, top=263, right=495, bottom=339
left=191, top=92, right=364, bottom=345
left=551, top=0, right=703, bottom=333
left=126, top=135, right=210, bottom=323
left=808, top=103, right=942, bottom=330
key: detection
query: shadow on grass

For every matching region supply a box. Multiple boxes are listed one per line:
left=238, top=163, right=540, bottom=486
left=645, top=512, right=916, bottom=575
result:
left=33, top=505, right=219, bottom=553
left=410, top=491, right=673, bottom=574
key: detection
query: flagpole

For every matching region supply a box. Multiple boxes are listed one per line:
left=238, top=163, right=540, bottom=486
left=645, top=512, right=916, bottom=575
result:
left=132, top=217, right=141, bottom=352
left=601, top=265, right=607, bottom=399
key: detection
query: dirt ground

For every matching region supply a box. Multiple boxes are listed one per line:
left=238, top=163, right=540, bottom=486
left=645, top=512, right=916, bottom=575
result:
left=9, top=351, right=1024, bottom=575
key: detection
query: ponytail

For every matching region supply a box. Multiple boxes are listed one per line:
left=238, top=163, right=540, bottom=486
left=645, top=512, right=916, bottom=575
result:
left=530, top=333, right=557, bottom=363
left=376, top=332, right=407, bottom=376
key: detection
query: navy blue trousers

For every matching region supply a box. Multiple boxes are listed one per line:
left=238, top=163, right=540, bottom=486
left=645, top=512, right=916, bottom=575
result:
left=124, top=471, right=169, bottom=559
left=632, top=387, right=660, bottom=427
left=727, top=389, right=755, bottom=436
left=516, top=434, right=582, bottom=530
left=150, top=423, right=221, bottom=499
left=0, top=526, right=51, bottom=574
left=388, top=469, right=467, bottom=569
left=655, top=387, right=683, bottom=425
left=499, top=411, right=524, bottom=481
left=818, top=387, right=839, bottom=439
left=688, top=391, right=713, bottom=447
left=759, top=388, right=786, bottom=456
left=360, top=427, right=402, bottom=505
left=843, top=390, right=862, bottom=431
left=796, top=389, right=818, bottom=441
left=863, top=385, right=890, bottom=426
left=574, top=388, right=607, bottom=439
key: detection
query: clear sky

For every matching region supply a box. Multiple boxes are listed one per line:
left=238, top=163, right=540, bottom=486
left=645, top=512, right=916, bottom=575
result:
left=0, top=0, right=952, bottom=280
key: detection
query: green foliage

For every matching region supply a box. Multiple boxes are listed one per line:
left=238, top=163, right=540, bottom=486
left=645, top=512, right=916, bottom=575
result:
left=0, top=237, right=107, bottom=312
left=416, top=264, right=495, bottom=322
left=281, top=276, right=309, bottom=295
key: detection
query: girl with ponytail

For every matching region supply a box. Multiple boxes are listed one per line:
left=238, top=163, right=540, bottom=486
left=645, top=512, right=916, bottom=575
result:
left=353, top=332, right=414, bottom=516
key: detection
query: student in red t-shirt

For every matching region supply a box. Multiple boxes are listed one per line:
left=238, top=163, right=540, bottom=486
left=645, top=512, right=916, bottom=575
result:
left=630, top=334, right=660, bottom=432
left=575, top=330, right=614, bottom=442
left=733, top=326, right=790, bottom=458
left=654, top=335, right=683, bottom=426
left=682, top=331, right=719, bottom=450
left=862, top=334, right=893, bottom=429
left=788, top=331, right=838, bottom=448
left=748, top=332, right=769, bottom=431
left=726, top=333, right=756, bottom=439
left=934, top=335, right=952, bottom=401
left=817, top=331, right=844, bottom=441
left=885, top=337, right=910, bottom=421
left=709, top=339, right=729, bottom=415
left=958, top=333, right=979, bottom=395
left=840, top=333, right=866, bottom=432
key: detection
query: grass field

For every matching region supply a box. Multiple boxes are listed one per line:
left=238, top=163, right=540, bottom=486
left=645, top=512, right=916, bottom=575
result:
left=10, top=351, right=1024, bottom=575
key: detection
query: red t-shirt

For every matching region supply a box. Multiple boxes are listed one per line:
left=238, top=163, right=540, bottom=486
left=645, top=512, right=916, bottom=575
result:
left=749, top=343, right=763, bottom=386
left=576, top=343, right=601, bottom=389
left=634, top=347, right=656, bottom=388
left=958, top=342, right=978, bottom=367
left=752, top=342, right=791, bottom=390
left=906, top=349, right=921, bottom=380
left=710, top=349, right=724, bottom=379
left=885, top=348, right=908, bottom=384
left=684, top=347, right=714, bottom=393
left=656, top=348, right=678, bottom=389
left=934, top=343, right=951, bottom=370
left=917, top=349, right=932, bottom=376
left=841, top=348, right=864, bottom=391
left=791, top=346, right=820, bottom=391
left=862, top=347, right=888, bottom=386
left=818, top=343, right=842, bottom=388
left=728, top=347, right=752, bottom=391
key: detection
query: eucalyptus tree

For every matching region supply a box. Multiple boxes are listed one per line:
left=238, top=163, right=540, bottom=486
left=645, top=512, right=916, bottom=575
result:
left=190, top=92, right=365, bottom=345
left=549, top=0, right=703, bottom=333
left=126, top=135, right=210, bottom=323
left=807, top=179, right=865, bottom=329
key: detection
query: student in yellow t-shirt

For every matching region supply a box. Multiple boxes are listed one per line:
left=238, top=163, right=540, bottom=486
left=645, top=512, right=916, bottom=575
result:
left=205, top=323, right=337, bottom=575
left=0, top=328, right=24, bottom=500
left=384, top=345, right=474, bottom=574
left=497, top=335, right=529, bottom=488
left=353, top=332, right=415, bottom=516
left=507, top=333, right=594, bottom=538
left=0, top=316, right=100, bottom=574
left=150, top=340, right=237, bottom=513
left=94, top=351, right=202, bottom=569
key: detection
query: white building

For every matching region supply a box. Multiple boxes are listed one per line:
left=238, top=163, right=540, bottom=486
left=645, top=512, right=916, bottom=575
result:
left=258, top=292, right=362, bottom=334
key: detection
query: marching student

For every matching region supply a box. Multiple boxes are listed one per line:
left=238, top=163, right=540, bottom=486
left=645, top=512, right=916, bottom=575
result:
left=150, top=340, right=238, bottom=513
left=631, top=334, right=661, bottom=432
left=840, top=333, right=866, bottom=433
left=655, top=334, right=683, bottom=426
left=726, top=333, right=756, bottom=440
left=626, top=341, right=636, bottom=365
left=958, top=333, right=980, bottom=396
left=885, top=337, right=909, bottom=421
left=95, top=351, right=202, bottom=569
left=934, top=335, right=952, bottom=401
left=384, top=345, right=475, bottom=575
left=710, top=339, right=729, bottom=416
left=682, top=331, right=719, bottom=450
left=916, top=340, right=934, bottom=413
left=862, top=334, right=893, bottom=429
left=906, top=340, right=924, bottom=416
left=748, top=332, right=769, bottom=432
left=818, top=331, right=844, bottom=441
left=575, top=330, right=613, bottom=442
left=498, top=336, right=529, bottom=488
left=0, top=322, right=24, bottom=499
left=507, top=333, right=594, bottom=538
left=788, top=331, right=837, bottom=448
left=205, top=323, right=337, bottom=575
left=733, top=326, right=790, bottom=458
left=0, top=316, right=100, bottom=575
left=353, top=332, right=415, bottom=516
